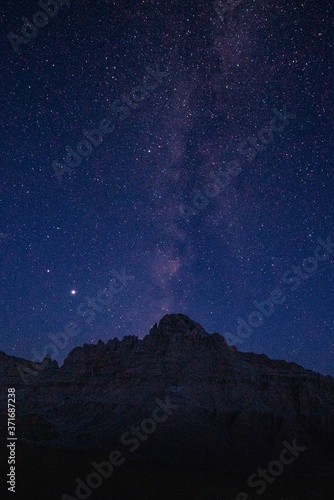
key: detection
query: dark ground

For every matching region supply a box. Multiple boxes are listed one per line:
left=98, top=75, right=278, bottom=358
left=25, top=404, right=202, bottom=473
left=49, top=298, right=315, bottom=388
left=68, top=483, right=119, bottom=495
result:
left=0, top=442, right=330, bottom=500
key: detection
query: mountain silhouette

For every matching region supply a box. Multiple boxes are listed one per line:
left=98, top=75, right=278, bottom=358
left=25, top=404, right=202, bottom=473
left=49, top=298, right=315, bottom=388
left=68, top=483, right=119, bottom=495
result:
left=0, top=314, right=333, bottom=499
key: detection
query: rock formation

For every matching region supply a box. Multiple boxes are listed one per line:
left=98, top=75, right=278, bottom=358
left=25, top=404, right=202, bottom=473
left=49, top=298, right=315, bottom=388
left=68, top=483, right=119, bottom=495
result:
left=1, top=313, right=333, bottom=473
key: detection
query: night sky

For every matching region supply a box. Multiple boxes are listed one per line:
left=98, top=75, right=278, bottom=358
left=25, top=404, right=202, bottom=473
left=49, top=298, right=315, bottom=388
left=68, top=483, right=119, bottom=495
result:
left=0, top=0, right=334, bottom=376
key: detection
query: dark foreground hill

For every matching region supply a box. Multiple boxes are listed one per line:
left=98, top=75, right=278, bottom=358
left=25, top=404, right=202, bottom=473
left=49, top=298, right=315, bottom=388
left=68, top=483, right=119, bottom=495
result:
left=0, top=314, right=333, bottom=499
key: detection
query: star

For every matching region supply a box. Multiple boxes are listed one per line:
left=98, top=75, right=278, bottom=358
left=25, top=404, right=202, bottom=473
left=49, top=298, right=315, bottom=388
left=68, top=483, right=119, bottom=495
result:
left=70, top=290, right=77, bottom=296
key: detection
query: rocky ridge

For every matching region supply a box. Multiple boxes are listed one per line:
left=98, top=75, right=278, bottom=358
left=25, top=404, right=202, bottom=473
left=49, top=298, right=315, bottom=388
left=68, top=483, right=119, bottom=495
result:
left=0, top=314, right=333, bottom=473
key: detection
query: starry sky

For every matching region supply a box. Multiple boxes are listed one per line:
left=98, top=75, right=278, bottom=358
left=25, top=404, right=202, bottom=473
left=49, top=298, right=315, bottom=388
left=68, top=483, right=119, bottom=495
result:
left=0, top=0, right=334, bottom=376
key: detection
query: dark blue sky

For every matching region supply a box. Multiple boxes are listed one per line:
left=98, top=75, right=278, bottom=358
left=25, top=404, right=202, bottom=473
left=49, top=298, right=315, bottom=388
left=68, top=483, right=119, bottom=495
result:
left=0, top=0, right=334, bottom=376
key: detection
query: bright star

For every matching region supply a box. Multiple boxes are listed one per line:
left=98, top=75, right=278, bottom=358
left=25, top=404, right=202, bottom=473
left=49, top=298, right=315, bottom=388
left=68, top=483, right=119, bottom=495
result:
left=71, top=290, right=77, bottom=295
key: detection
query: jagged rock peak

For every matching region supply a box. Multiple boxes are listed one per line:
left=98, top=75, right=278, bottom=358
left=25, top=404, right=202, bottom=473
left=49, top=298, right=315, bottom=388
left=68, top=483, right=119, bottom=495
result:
left=149, top=313, right=209, bottom=338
